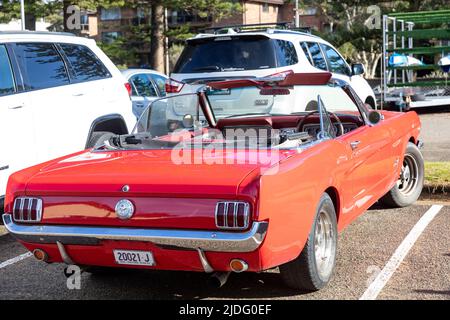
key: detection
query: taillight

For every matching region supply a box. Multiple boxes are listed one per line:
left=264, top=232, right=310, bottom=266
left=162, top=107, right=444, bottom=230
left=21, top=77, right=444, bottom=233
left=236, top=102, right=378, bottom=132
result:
left=215, top=201, right=250, bottom=230
left=165, top=78, right=185, bottom=93
left=13, top=197, right=42, bottom=223
left=260, top=70, right=294, bottom=81
left=125, top=82, right=132, bottom=98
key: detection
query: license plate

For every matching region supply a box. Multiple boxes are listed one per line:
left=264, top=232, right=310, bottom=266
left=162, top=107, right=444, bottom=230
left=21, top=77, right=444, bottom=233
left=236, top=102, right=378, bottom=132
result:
left=113, top=250, right=155, bottom=266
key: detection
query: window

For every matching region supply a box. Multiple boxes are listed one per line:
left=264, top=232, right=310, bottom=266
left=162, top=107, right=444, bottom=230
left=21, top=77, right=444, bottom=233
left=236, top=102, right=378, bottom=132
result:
left=100, top=7, right=121, bottom=20
left=300, top=42, right=314, bottom=66
left=321, top=44, right=351, bottom=76
left=130, top=74, right=157, bottom=97
left=14, top=43, right=69, bottom=91
left=60, top=44, right=111, bottom=82
left=101, top=32, right=121, bottom=44
left=275, top=40, right=298, bottom=67
left=174, top=36, right=277, bottom=73
left=306, top=42, right=327, bottom=71
left=150, top=74, right=167, bottom=96
left=0, top=45, right=15, bottom=96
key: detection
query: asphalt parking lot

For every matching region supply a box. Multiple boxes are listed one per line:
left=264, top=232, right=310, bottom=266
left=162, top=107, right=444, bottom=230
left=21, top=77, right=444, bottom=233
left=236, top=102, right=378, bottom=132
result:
left=0, top=203, right=448, bottom=300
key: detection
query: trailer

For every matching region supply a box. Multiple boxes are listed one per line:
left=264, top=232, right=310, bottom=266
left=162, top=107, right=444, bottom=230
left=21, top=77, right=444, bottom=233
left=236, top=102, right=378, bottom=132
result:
left=381, top=10, right=450, bottom=111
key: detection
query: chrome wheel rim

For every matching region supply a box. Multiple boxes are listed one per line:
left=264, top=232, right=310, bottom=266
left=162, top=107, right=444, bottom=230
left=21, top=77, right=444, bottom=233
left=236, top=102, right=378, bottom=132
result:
left=397, top=153, right=419, bottom=196
left=314, top=210, right=336, bottom=280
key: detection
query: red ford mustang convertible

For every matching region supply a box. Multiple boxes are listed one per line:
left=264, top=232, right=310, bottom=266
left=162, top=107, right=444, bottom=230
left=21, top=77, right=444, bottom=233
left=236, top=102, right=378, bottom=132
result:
left=3, top=72, right=424, bottom=291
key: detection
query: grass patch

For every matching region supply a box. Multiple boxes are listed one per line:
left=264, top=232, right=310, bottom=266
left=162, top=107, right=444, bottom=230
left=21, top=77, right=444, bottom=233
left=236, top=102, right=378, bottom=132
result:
left=424, top=162, right=450, bottom=193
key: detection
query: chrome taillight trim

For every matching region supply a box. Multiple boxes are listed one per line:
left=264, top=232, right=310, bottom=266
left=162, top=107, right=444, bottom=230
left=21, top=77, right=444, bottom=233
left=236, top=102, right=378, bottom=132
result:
left=215, top=201, right=250, bottom=230
left=13, top=197, right=42, bottom=223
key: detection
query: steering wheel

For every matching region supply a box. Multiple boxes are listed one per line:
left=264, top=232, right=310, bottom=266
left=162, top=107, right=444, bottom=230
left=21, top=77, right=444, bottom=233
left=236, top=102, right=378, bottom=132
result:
left=297, top=110, right=344, bottom=137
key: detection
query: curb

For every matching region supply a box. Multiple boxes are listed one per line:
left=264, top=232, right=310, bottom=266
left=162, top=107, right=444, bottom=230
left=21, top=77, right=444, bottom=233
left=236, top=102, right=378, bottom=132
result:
left=422, top=183, right=449, bottom=195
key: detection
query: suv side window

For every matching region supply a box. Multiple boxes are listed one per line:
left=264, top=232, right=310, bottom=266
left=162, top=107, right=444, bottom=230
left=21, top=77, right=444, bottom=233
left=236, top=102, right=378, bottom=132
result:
left=130, top=74, right=157, bottom=97
left=59, top=43, right=111, bottom=82
left=275, top=40, right=298, bottom=67
left=300, top=42, right=314, bottom=66
left=0, top=45, right=15, bottom=96
left=321, top=44, right=351, bottom=76
left=150, top=74, right=167, bottom=96
left=14, top=43, right=70, bottom=90
left=306, top=42, right=327, bottom=71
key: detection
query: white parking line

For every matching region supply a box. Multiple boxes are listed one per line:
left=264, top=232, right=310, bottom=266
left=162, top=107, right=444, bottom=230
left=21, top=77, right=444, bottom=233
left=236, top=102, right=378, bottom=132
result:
left=360, top=204, right=444, bottom=300
left=0, top=252, right=32, bottom=270
left=0, top=226, right=8, bottom=236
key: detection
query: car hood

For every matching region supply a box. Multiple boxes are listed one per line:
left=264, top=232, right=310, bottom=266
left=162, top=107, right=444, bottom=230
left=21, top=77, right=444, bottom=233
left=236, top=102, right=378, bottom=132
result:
left=24, top=149, right=286, bottom=197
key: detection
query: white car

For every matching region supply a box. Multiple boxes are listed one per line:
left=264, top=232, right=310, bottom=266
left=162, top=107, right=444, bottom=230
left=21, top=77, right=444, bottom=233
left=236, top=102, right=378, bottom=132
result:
left=168, top=29, right=376, bottom=113
left=121, top=69, right=168, bottom=119
left=0, top=31, right=135, bottom=206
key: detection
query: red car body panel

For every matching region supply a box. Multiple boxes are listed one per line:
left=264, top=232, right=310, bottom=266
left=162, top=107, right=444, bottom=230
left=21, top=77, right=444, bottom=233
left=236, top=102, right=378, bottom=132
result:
left=3, top=108, right=421, bottom=273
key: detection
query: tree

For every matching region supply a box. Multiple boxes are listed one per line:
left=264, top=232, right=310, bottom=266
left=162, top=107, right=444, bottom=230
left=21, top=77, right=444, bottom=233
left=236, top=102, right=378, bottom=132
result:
left=150, top=1, right=165, bottom=72
left=148, top=0, right=241, bottom=72
left=295, top=0, right=448, bottom=79
left=0, top=0, right=60, bottom=30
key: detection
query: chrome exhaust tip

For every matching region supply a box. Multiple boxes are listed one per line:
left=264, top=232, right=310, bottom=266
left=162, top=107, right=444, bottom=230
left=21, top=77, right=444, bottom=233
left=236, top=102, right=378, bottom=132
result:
left=32, top=249, right=48, bottom=262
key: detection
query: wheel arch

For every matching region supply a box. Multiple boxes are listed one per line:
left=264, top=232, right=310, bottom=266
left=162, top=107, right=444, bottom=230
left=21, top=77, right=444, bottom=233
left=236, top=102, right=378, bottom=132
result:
left=85, top=114, right=129, bottom=149
left=324, top=186, right=340, bottom=222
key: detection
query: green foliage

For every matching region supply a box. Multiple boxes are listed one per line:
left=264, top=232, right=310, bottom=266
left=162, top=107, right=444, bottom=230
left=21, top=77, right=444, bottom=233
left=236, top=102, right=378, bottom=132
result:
left=98, top=37, right=138, bottom=68
left=169, top=43, right=185, bottom=69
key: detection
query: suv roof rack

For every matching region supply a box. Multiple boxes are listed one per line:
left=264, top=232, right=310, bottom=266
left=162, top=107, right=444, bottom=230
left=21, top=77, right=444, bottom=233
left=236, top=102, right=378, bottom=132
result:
left=0, top=31, right=75, bottom=37
left=201, top=22, right=315, bottom=36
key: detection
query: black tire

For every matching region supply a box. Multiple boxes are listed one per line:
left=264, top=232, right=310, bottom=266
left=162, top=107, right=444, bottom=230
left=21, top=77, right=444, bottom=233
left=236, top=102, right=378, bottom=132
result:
left=380, top=142, right=424, bottom=208
left=86, top=131, right=115, bottom=149
left=280, top=193, right=338, bottom=291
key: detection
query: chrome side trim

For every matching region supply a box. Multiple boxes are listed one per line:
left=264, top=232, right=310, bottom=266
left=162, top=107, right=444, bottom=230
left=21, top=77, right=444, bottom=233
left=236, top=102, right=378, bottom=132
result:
left=2, top=214, right=268, bottom=253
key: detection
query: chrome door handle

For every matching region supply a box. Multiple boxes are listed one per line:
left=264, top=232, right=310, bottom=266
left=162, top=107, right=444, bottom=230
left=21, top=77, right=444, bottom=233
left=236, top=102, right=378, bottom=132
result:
left=72, top=93, right=85, bottom=97
left=350, top=140, right=361, bottom=150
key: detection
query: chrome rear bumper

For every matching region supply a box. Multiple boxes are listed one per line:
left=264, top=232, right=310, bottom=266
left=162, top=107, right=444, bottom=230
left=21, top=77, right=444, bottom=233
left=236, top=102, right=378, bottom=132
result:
left=2, top=214, right=268, bottom=253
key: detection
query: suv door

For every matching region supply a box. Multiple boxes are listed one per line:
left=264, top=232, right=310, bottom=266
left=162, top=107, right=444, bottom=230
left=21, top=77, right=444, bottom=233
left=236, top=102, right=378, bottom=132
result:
left=11, top=42, right=74, bottom=163
left=57, top=43, right=117, bottom=146
left=0, top=44, right=36, bottom=196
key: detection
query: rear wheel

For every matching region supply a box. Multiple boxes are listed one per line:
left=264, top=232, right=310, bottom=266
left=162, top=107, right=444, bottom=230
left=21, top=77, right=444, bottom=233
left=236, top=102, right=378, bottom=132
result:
left=280, top=193, right=337, bottom=291
left=380, top=142, right=424, bottom=207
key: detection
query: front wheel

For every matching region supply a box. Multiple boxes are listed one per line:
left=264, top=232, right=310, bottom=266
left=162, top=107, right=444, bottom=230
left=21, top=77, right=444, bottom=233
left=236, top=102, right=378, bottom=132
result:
left=280, top=193, right=337, bottom=291
left=380, top=142, right=424, bottom=208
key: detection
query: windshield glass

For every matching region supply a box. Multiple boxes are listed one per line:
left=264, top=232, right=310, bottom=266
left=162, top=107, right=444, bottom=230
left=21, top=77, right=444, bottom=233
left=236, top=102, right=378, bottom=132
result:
left=174, top=36, right=277, bottom=73
left=206, top=84, right=359, bottom=118
left=92, top=83, right=363, bottom=154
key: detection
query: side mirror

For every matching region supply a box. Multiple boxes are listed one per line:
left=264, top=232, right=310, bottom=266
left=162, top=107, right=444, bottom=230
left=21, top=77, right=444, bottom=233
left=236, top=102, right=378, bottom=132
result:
left=368, top=110, right=382, bottom=126
left=182, top=114, right=194, bottom=128
left=352, top=63, right=365, bottom=76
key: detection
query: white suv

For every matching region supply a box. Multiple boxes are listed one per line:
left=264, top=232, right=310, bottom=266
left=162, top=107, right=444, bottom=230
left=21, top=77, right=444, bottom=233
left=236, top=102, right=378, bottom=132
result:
left=168, top=29, right=376, bottom=110
left=0, top=31, right=135, bottom=204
